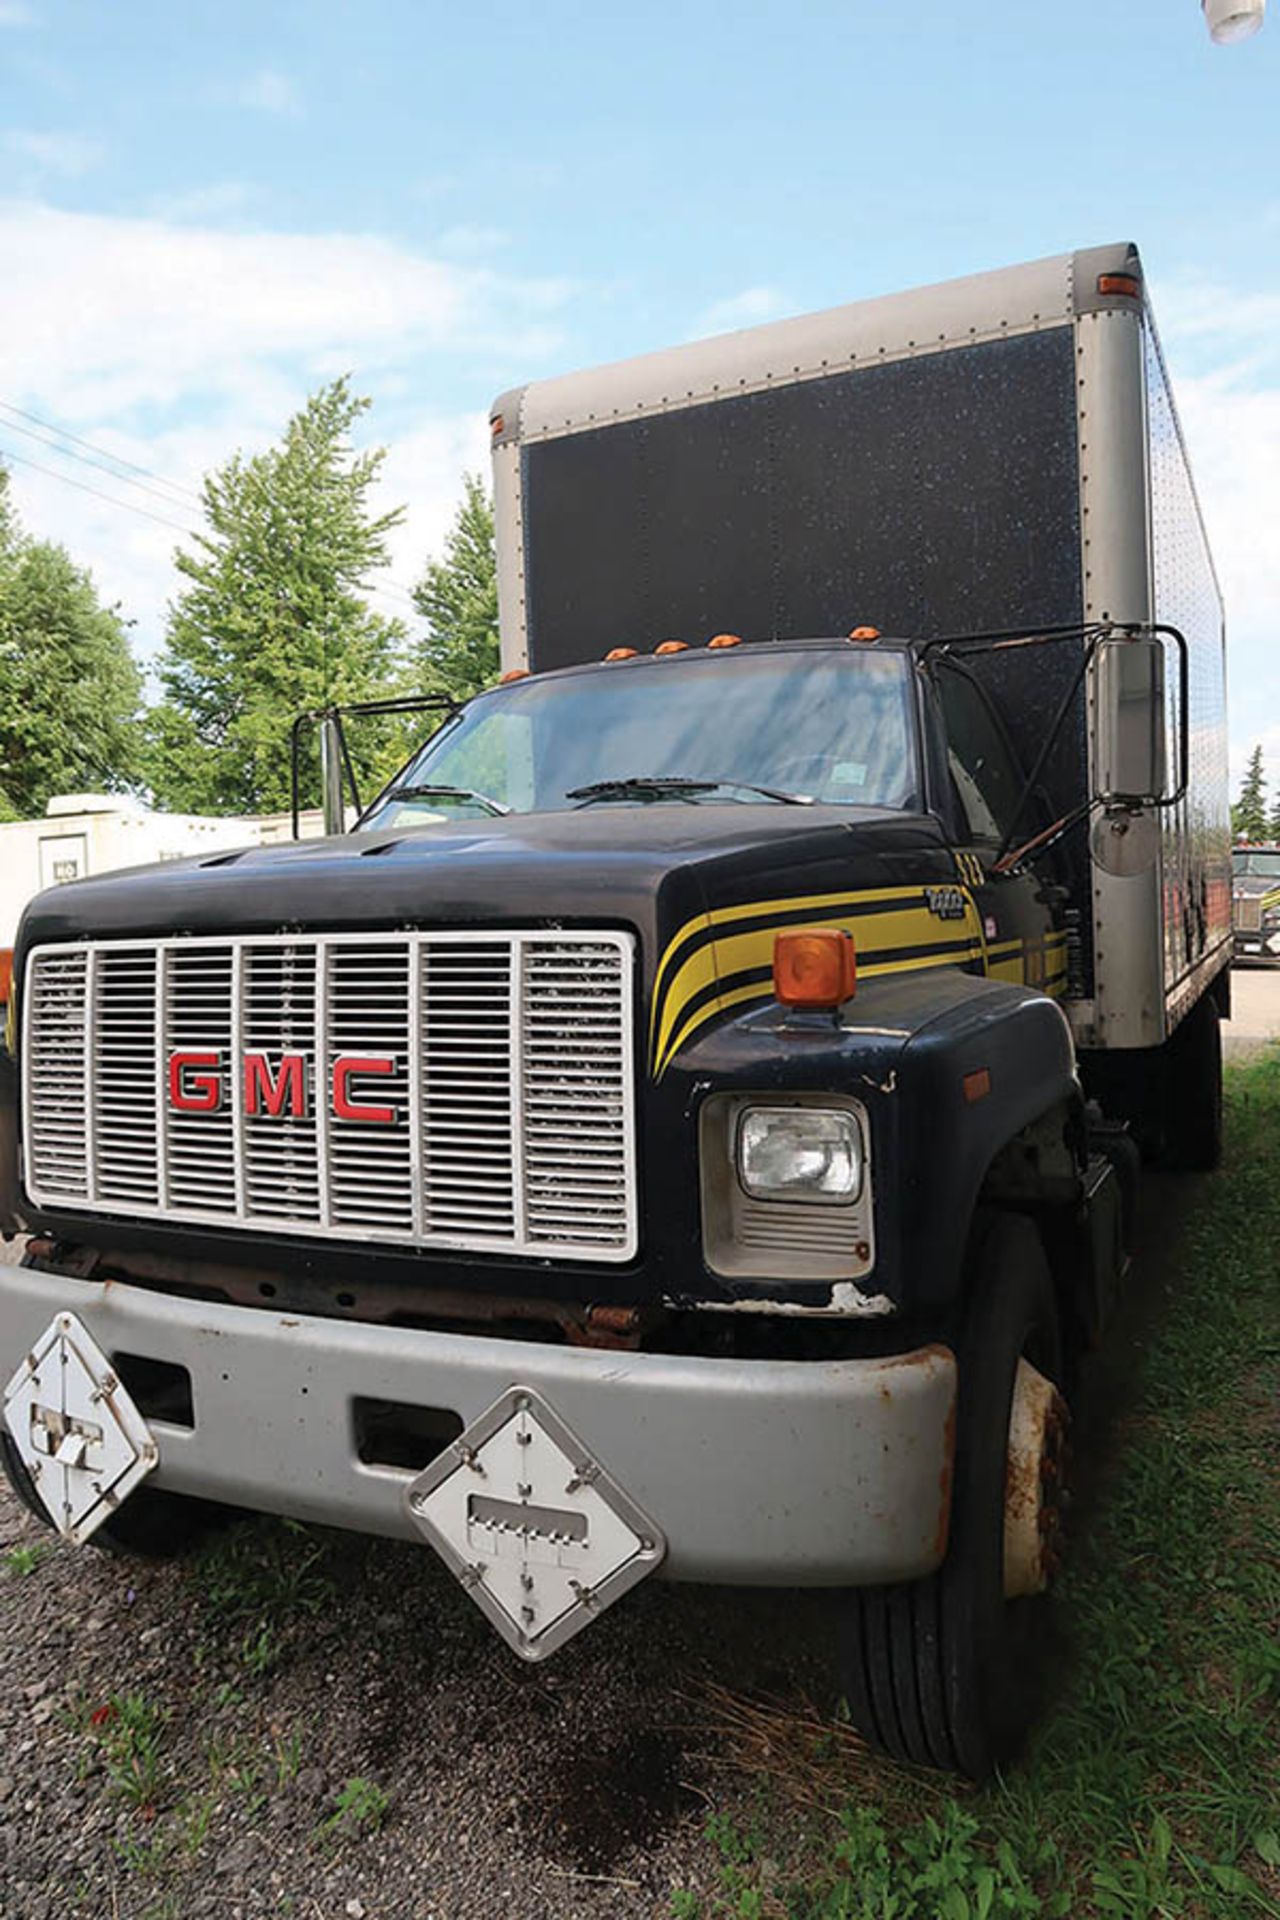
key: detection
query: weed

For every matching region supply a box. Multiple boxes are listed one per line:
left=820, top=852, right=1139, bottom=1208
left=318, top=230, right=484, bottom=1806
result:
left=189, top=1517, right=334, bottom=1683
left=113, top=1826, right=171, bottom=1876
left=321, top=1775, right=391, bottom=1839
left=2, top=1541, right=49, bottom=1576
left=176, top=1792, right=214, bottom=1859
left=86, top=1693, right=167, bottom=1813
left=272, top=1728, right=304, bottom=1787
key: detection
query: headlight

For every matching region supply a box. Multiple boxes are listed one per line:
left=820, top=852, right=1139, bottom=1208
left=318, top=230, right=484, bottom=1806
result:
left=737, top=1105, right=862, bottom=1203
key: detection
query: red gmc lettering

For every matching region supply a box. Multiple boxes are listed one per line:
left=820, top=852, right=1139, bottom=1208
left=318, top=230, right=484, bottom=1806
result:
left=244, top=1052, right=307, bottom=1119
left=167, top=1051, right=396, bottom=1121
left=332, top=1055, right=396, bottom=1125
left=168, top=1051, right=223, bottom=1112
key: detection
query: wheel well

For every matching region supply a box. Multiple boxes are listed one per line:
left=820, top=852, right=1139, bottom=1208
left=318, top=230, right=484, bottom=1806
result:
left=972, top=1098, right=1096, bottom=1358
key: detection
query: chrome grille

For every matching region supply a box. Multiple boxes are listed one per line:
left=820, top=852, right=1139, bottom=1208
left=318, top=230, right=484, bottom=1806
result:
left=1234, top=894, right=1263, bottom=934
left=23, top=932, right=637, bottom=1262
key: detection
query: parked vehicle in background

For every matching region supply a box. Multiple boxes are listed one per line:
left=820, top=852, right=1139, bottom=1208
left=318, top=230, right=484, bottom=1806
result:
left=1232, top=844, right=1280, bottom=962
left=0, top=242, right=1231, bottom=1779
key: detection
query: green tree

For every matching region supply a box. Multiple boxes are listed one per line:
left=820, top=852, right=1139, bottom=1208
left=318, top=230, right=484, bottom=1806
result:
left=1232, top=743, right=1268, bottom=841
left=0, top=466, right=141, bottom=819
left=411, top=473, right=499, bottom=702
left=144, top=378, right=406, bottom=814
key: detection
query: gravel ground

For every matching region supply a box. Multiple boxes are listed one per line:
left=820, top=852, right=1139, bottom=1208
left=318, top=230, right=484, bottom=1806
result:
left=0, top=1224, right=837, bottom=1920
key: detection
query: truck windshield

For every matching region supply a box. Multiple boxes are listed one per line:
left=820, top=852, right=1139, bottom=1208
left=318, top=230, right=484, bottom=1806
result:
left=1234, top=850, right=1280, bottom=878
left=359, top=648, right=920, bottom=828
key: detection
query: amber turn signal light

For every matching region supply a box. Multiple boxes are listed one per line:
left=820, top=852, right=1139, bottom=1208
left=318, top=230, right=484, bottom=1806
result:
left=0, top=948, right=12, bottom=1004
left=604, top=647, right=638, bottom=661
left=848, top=625, right=881, bottom=642
left=773, top=927, right=856, bottom=1009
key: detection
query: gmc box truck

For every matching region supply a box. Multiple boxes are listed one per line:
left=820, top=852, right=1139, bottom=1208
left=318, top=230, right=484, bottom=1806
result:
left=0, top=242, right=1230, bottom=1776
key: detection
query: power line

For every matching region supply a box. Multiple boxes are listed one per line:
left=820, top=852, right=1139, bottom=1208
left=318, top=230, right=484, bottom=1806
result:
left=0, top=397, right=203, bottom=510
left=1, top=417, right=424, bottom=612
left=0, top=411, right=206, bottom=517
left=0, top=442, right=202, bottom=539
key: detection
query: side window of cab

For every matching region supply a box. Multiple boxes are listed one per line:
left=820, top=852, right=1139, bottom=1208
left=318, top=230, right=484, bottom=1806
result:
left=933, top=665, right=1024, bottom=846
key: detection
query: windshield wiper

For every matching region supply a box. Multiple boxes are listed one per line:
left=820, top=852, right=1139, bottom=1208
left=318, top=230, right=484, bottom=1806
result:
left=378, top=782, right=510, bottom=817
left=567, top=775, right=812, bottom=806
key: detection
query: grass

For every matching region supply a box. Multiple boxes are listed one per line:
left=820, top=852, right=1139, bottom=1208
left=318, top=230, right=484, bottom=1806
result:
left=675, top=1049, right=1280, bottom=1920
left=77, top=1691, right=168, bottom=1814
left=2, top=1540, right=49, bottom=1575
left=188, top=1513, right=335, bottom=1681
left=319, top=1775, right=391, bottom=1840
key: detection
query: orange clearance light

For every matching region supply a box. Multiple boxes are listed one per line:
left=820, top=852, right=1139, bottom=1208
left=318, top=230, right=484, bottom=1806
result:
left=0, top=948, right=12, bottom=1004
left=1097, top=272, right=1141, bottom=300
left=848, top=625, right=881, bottom=642
left=499, top=667, right=529, bottom=683
left=963, top=1067, right=992, bottom=1105
left=708, top=632, right=743, bottom=649
left=604, top=647, right=639, bottom=661
left=773, top=927, right=856, bottom=1009
left=489, top=413, right=505, bottom=436
left=654, top=640, right=689, bottom=654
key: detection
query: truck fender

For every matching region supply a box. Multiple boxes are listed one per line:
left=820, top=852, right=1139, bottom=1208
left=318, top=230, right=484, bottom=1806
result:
left=868, top=972, right=1080, bottom=1308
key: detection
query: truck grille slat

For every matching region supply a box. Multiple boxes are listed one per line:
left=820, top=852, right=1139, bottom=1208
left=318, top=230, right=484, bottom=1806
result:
left=23, top=931, right=637, bottom=1263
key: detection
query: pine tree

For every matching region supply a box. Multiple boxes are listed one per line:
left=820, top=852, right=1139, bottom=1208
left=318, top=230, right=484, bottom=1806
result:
left=411, top=474, right=499, bottom=702
left=1232, top=744, right=1268, bottom=841
left=144, top=379, right=406, bottom=814
left=0, top=465, right=141, bottom=820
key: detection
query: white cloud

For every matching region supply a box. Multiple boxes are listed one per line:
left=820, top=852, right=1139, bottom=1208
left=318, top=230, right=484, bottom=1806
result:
left=0, top=198, right=572, bottom=662
left=148, top=181, right=256, bottom=224
left=235, top=68, right=303, bottom=117
left=689, top=285, right=794, bottom=340
left=1158, top=281, right=1280, bottom=799
left=437, top=224, right=510, bottom=259
left=4, top=129, right=104, bottom=177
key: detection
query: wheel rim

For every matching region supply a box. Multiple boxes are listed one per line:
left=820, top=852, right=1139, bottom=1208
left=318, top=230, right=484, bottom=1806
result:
left=1002, top=1358, right=1069, bottom=1600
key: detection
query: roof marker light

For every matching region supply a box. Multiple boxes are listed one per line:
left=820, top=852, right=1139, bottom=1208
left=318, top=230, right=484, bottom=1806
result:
left=490, top=413, right=505, bottom=436
left=1097, top=272, right=1141, bottom=299
left=499, top=667, right=529, bottom=683
left=849, top=625, right=881, bottom=642
left=604, top=647, right=639, bottom=661
left=708, top=633, right=743, bottom=649
left=655, top=641, right=689, bottom=655
left=773, top=928, right=857, bottom=1009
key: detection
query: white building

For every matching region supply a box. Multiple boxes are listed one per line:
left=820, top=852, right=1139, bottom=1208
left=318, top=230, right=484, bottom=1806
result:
left=0, top=794, right=326, bottom=949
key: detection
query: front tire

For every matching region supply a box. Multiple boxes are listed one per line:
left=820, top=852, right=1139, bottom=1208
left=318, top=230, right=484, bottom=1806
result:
left=1, top=1430, right=229, bottom=1560
left=843, top=1212, right=1064, bottom=1777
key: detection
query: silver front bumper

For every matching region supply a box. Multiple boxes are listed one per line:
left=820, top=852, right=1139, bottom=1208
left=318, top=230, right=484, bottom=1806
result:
left=0, top=1263, right=955, bottom=1586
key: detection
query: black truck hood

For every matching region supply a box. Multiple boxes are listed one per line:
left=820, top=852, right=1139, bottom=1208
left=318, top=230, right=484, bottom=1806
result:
left=17, top=804, right=962, bottom=1019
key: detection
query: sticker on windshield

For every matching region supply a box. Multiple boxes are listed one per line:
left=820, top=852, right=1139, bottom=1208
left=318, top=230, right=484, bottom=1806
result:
left=833, top=762, right=867, bottom=787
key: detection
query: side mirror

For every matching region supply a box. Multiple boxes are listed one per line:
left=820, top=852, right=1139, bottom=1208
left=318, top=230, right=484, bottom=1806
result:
left=1092, top=627, right=1188, bottom=810
left=1094, top=632, right=1166, bottom=806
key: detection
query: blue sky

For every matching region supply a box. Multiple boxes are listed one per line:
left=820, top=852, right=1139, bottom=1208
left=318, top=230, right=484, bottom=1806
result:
left=1, top=0, right=1277, bottom=794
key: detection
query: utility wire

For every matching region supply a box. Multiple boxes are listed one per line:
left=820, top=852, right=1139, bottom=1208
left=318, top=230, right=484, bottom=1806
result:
left=0, top=397, right=203, bottom=510
left=0, top=411, right=207, bottom=516
left=0, top=408, right=423, bottom=611
left=0, top=442, right=202, bottom=539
